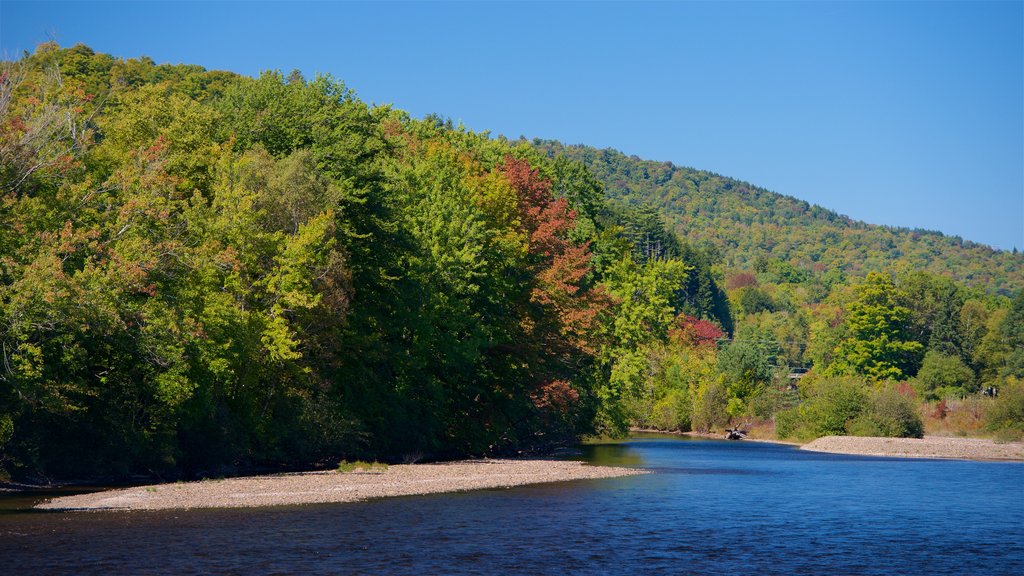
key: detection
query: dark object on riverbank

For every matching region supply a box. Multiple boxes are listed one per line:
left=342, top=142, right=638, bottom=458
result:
left=725, top=427, right=748, bottom=440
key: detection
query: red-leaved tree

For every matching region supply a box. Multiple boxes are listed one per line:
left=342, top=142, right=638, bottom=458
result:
left=669, top=314, right=725, bottom=348
left=499, top=156, right=611, bottom=412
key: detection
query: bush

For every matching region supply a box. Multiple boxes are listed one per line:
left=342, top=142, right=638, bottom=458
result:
left=650, top=389, right=690, bottom=431
left=749, top=386, right=799, bottom=420
left=773, top=377, right=921, bottom=440
left=0, top=414, right=12, bottom=480
left=800, top=377, right=869, bottom=437
left=337, top=460, right=389, bottom=474
left=846, top=416, right=885, bottom=437
left=986, top=378, right=1024, bottom=437
left=774, top=407, right=804, bottom=439
left=914, top=351, right=975, bottom=400
left=717, top=339, right=775, bottom=416
left=0, top=414, right=11, bottom=450
left=691, top=379, right=729, bottom=433
left=856, top=386, right=924, bottom=438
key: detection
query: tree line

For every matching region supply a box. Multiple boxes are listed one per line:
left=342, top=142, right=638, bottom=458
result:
left=0, top=44, right=732, bottom=480
left=1, top=44, right=1021, bottom=482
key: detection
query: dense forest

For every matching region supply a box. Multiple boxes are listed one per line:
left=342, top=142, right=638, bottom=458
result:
left=532, top=141, right=1024, bottom=441
left=1, top=44, right=1021, bottom=482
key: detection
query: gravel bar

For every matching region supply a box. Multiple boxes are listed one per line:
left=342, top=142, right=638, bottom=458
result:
left=801, top=435, right=1024, bottom=461
left=36, top=459, right=645, bottom=511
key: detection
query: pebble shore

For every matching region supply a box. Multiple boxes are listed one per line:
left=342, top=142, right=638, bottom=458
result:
left=801, top=435, right=1024, bottom=461
left=36, top=459, right=645, bottom=512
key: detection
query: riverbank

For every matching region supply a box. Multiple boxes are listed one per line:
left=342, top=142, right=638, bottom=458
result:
left=631, top=428, right=1024, bottom=461
left=35, top=459, right=645, bottom=511
left=801, top=435, right=1024, bottom=461
left=629, top=428, right=802, bottom=446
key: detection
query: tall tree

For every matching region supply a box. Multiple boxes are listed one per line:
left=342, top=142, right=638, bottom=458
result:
left=827, top=272, right=924, bottom=381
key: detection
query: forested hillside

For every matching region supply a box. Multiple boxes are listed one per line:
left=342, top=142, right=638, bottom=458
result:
left=0, top=44, right=732, bottom=480
left=1, top=44, right=1021, bottom=482
left=529, top=141, right=1023, bottom=441
left=530, top=141, right=1023, bottom=296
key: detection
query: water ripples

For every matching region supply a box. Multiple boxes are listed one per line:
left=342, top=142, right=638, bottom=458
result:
left=2, top=436, right=1022, bottom=575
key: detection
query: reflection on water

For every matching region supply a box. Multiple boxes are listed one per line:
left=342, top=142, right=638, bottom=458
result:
left=2, top=435, right=1023, bottom=575
left=577, top=442, right=647, bottom=467
left=0, top=486, right=111, bottom=516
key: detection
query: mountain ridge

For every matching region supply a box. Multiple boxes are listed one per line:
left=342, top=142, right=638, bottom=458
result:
left=529, top=139, right=1022, bottom=295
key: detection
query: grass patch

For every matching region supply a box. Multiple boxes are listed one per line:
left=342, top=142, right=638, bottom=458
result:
left=337, top=460, right=389, bottom=474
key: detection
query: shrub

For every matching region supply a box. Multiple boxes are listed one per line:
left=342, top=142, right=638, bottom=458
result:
left=986, top=378, right=1024, bottom=438
left=691, top=379, right=729, bottom=433
left=773, top=377, right=920, bottom=439
left=749, top=386, right=799, bottom=420
left=845, top=416, right=885, bottom=437
left=337, top=460, right=389, bottom=474
left=774, top=407, right=804, bottom=439
left=650, top=389, right=690, bottom=431
left=0, top=414, right=12, bottom=450
left=856, top=386, right=924, bottom=438
left=717, top=339, right=775, bottom=413
left=914, top=351, right=975, bottom=400
left=925, top=396, right=987, bottom=437
left=800, top=377, right=869, bottom=437
left=0, top=414, right=12, bottom=480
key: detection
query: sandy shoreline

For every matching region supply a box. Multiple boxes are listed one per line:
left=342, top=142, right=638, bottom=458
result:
left=28, top=434, right=1022, bottom=511
left=633, top=428, right=1024, bottom=461
left=35, top=459, right=645, bottom=512
left=801, top=435, right=1024, bottom=461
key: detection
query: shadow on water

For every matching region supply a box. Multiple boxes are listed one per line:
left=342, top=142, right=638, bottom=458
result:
left=0, top=486, right=112, bottom=515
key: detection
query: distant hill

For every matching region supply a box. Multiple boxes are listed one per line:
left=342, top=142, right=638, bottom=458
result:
left=530, top=140, right=1023, bottom=296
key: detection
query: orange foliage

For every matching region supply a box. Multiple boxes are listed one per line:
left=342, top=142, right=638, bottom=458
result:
left=500, top=156, right=611, bottom=356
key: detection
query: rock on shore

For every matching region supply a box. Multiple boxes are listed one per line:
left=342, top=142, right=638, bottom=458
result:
left=801, top=435, right=1024, bottom=461
left=36, top=459, right=645, bottom=512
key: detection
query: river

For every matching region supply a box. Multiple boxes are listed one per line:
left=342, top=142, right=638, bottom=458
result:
left=2, top=434, right=1022, bottom=575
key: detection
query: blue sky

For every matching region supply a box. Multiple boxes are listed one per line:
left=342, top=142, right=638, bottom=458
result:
left=3, top=1, right=1022, bottom=250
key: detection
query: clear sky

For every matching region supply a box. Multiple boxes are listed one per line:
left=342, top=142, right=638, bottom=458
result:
left=3, top=1, right=1022, bottom=250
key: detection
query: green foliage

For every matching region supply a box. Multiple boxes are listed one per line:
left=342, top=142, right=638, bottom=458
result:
left=649, top=388, right=691, bottom=431
left=2, top=44, right=1018, bottom=481
left=0, top=45, right=624, bottom=479
left=599, top=256, right=691, bottom=431
left=337, top=460, right=389, bottom=474
left=914, top=351, right=976, bottom=400
left=798, top=377, right=870, bottom=437
left=748, top=386, right=799, bottom=421
left=897, top=271, right=965, bottom=358
left=604, top=203, right=732, bottom=333
left=998, top=291, right=1024, bottom=379
left=848, top=387, right=924, bottom=438
left=827, top=272, right=924, bottom=381
left=774, top=407, right=803, bottom=439
left=691, top=378, right=730, bottom=433
left=777, top=377, right=923, bottom=440
left=0, top=414, right=11, bottom=449
left=530, top=140, right=1024, bottom=296
left=0, top=413, right=12, bottom=476
left=737, top=286, right=777, bottom=315
left=986, top=378, right=1024, bottom=438
left=717, top=340, right=775, bottom=415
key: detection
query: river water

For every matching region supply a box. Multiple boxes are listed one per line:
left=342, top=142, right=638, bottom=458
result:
left=2, top=435, right=1022, bottom=575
